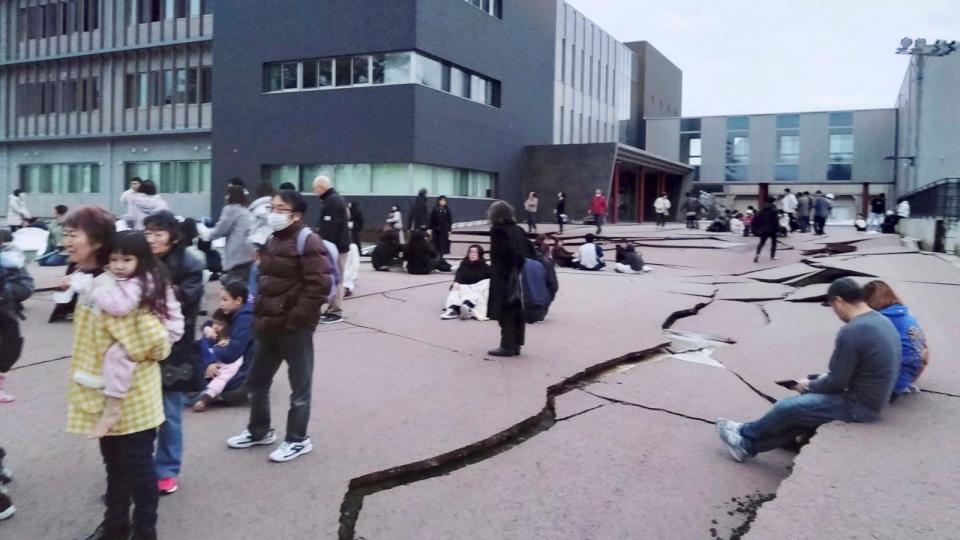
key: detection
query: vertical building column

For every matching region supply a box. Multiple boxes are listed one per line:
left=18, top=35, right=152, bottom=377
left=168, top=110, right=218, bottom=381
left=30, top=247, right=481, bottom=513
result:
left=657, top=172, right=666, bottom=195
left=758, top=183, right=769, bottom=207
left=862, top=182, right=870, bottom=216
left=611, top=160, right=621, bottom=224
left=637, top=167, right=646, bottom=223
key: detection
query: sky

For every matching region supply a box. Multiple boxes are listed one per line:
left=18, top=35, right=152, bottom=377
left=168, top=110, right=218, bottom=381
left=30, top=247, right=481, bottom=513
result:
left=566, top=0, right=960, bottom=117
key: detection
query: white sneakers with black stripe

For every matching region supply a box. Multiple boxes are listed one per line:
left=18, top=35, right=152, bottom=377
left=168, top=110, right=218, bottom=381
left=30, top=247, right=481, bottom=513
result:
left=268, top=439, right=313, bottom=463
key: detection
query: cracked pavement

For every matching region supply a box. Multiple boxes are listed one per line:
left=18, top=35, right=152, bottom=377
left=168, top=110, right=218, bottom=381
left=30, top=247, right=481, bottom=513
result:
left=1, top=223, right=959, bottom=539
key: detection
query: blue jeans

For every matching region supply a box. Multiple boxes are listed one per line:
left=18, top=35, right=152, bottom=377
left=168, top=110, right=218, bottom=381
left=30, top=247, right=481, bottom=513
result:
left=740, top=393, right=879, bottom=455
left=155, top=391, right=185, bottom=479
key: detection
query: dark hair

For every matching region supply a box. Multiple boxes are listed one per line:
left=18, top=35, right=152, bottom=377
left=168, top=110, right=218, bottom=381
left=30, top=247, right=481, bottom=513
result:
left=129, top=177, right=142, bottom=186
left=223, top=281, right=249, bottom=303
left=278, top=182, right=297, bottom=191
left=139, top=180, right=158, bottom=196
left=226, top=185, right=248, bottom=206
left=54, top=205, right=68, bottom=216
left=585, top=233, right=596, bottom=243
left=418, top=188, right=428, bottom=198
left=62, top=206, right=116, bottom=266
left=827, top=277, right=865, bottom=304
left=228, top=177, right=246, bottom=188
left=380, top=228, right=400, bottom=245
left=143, top=210, right=182, bottom=245
left=180, top=217, right=199, bottom=244
left=212, top=308, right=229, bottom=322
left=766, top=196, right=776, bottom=205
left=110, top=230, right=170, bottom=317
left=254, top=181, right=275, bottom=200
left=815, top=190, right=823, bottom=195
left=488, top=200, right=516, bottom=226
left=464, top=244, right=486, bottom=264
left=275, top=189, right=308, bottom=214
left=785, top=188, right=791, bottom=193
left=437, top=195, right=448, bottom=203
left=13, top=189, right=22, bottom=196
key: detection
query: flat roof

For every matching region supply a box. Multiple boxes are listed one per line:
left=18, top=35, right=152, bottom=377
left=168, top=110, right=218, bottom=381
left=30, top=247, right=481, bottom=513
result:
left=647, top=107, right=896, bottom=121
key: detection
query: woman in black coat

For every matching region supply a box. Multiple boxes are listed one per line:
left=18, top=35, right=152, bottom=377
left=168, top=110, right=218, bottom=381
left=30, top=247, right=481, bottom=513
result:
left=371, top=229, right=403, bottom=271
left=487, top=201, right=529, bottom=357
left=429, top=196, right=453, bottom=255
left=348, top=201, right=364, bottom=247
left=404, top=230, right=441, bottom=275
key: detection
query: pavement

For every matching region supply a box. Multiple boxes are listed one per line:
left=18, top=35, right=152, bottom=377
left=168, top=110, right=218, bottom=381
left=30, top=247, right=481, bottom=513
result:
left=1, top=223, right=958, bottom=540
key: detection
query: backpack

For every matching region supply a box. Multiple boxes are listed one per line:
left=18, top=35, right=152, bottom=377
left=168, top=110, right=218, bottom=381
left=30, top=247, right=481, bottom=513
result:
left=295, top=227, right=338, bottom=304
left=521, top=258, right=550, bottom=324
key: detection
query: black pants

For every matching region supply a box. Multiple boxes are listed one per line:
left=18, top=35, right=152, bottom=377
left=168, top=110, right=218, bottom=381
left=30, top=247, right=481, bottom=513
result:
left=431, top=230, right=449, bottom=255
left=527, top=213, right=537, bottom=233
left=556, top=214, right=564, bottom=233
left=656, top=213, right=666, bottom=227
left=246, top=330, right=314, bottom=443
left=686, top=214, right=697, bottom=229
left=498, top=309, right=525, bottom=352
left=813, top=216, right=827, bottom=235
left=100, top=429, right=158, bottom=537
left=593, top=214, right=604, bottom=234
left=0, top=310, right=23, bottom=373
left=756, top=234, right=777, bottom=258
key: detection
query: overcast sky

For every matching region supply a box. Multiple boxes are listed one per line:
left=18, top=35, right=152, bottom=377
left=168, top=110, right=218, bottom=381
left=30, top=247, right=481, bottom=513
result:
left=566, top=0, right=960, bottom=117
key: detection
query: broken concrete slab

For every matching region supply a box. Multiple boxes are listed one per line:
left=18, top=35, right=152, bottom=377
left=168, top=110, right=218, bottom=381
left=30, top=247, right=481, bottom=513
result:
left=784, top=276, right=876, bottom=302
left=553, top=388, right=607, bottom=420
left=671, top=300, right=770, bottom=343
left=813, top=252, right=960, bottom=285
left=747, top=393, right=960, bottom=540
left=740, top=262, right=820, bottom=283
left=357, top=403, right=794, bottom=540
left=715, top=282, right=794, bottom=302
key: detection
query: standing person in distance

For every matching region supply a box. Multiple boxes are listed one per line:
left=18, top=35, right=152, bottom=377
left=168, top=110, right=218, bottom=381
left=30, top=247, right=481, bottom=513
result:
left=554, top=192, right=567, bottom=234
left=653, top=192, right=671, bottom=229
left=523, top=192, right=539, bottom=233
left=209, top=184, right=255, bottom=287
left=589, top=189, right=607, bottom=235
left=313, top=176, right=350, bottom=325
left=226, top=190, right=333, bottom=463
left=870, top=194, right=886, bottom=232
left=796, top=191, right=811, bottom=233
left=681, top=192, right=701, bottom=230
left=120, top=178, right=142, bottom=219
left=486, top=201, right=528, bottom=358
left=752, top=197, right=780, bottom=263
left=408, top=188, right=430, bottom=233
left=429, top=196, right=453, bottom=256
left=5, top=189, right=31, bottom=233
left=781, top=189, right=798, bottom=231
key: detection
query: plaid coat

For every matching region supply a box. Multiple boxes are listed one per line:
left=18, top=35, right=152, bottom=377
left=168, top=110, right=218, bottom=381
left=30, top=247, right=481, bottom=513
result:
left=67, top=274, right=169, bottom=436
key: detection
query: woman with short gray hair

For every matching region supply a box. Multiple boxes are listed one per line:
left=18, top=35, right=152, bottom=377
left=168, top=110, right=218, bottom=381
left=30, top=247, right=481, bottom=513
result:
left=486, top=201, right=529, bottom=357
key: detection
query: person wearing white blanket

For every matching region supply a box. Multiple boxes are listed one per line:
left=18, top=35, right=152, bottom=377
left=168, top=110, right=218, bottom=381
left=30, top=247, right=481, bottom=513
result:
left=441, top=245, right=491, bottom=321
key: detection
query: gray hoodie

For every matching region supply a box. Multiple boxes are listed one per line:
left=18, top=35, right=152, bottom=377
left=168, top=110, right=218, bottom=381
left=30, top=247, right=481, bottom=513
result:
left=124, top=193, right=169, bottom=230
left=210, top=204, right=255, bottom=271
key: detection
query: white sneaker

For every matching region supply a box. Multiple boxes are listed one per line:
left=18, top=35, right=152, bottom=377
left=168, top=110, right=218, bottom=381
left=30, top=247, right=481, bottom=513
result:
left=440, top=308, right=458, bottom=320
left=226, top=429, right=277, bottom=449
left=269, top=438, right=313, bottom=463
left=459, top=307, right=473, bottom=320
left=716, top=418, right=749, bottom=462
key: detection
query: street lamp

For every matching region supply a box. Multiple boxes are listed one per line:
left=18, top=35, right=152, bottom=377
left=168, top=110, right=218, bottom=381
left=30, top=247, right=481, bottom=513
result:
left=896, top=37, right=957, bottom=57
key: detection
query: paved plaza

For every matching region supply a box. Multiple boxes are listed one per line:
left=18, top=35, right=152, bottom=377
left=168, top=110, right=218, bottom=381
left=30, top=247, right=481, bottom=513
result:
left=1, top=223, right=959, bottom=540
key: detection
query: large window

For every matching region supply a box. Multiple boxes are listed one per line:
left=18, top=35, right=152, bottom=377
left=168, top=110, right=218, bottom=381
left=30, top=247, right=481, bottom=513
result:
left=20, top=163, right=100, bottom=193
left=263, top=52, right=501, bottom=107
left=18, top=77, right=100, bottom=116
left=775, top=114, right=800, bottom=182
left=679, top=118, right=701, bottom=182
left=127, top=0, right=212, bottom=25
left=462, top=0, right=502, bottom=19
left=124, top=161, right=211, bottom=193
left=261, top=163, right=496, bottom=199
left=126, top=67, right=211, bottom=108
left=18, top=0, right=99, bottom=40
left=725, top=116, right=749, bottom=182
left=828, top=112, right=853, bottom=181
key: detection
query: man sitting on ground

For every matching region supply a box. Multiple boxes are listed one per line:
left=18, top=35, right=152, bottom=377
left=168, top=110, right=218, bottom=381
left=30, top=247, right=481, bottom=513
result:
left=716, top=278, right=900, bottom=462
left=575, top=234, right=605, bottom=271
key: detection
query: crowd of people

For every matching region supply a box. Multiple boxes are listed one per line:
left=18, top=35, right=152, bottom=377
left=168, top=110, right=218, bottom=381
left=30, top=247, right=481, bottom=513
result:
left=0, top=180, right=931, bottom=536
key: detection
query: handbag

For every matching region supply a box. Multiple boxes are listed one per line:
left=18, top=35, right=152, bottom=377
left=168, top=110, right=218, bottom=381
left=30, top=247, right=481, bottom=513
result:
left=506, top=266, right=523, bottom=306
left=161, top=339, right=205, bottom=392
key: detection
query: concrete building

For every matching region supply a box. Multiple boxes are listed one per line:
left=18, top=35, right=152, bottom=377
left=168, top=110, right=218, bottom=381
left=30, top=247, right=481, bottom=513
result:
left=0, top=0, right=214, bottom=219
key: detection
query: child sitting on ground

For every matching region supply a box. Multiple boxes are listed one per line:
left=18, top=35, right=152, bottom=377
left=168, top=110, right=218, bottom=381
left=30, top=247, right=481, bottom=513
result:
left=193, top=281, right=253, bottom=411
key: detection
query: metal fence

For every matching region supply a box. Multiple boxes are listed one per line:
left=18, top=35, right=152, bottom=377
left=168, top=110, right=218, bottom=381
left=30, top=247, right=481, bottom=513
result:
left=902, top=178, right=960, bottom=219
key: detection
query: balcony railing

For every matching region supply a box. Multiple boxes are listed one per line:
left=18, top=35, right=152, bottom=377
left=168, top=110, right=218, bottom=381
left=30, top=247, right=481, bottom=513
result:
left=901, top=178, right=960, bottom=219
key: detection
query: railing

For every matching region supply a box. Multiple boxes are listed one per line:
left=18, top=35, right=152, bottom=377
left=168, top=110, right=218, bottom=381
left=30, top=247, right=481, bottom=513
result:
left=902, top=178, right=960, bottom=219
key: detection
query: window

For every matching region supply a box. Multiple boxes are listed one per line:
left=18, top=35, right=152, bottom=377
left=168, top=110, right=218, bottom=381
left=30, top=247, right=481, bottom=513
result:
left=352, top=56, right=371, bottom=85
left=130, top=66, right=210, bottom=107
left=727, top=136, right=749, bottom=163
left=302, top=60, right=318, bottom=89
left=262, top=163, right=496, bottom=198
left=725, top=116, right=750, bottom=181
left=318, top=59, right=334, bottom=87
left=18, top=77, right=100, bottom=116
left=680, top=119, right=701, bottom=182
left=776, top=165, right=798, bottom=182
left=127, top=0, right=209, bottom=24
left=776, top=114, right=799, bottom=129
left=124, top=160, right=211, bottom=193
left=20, top=163, right=100, bottom=193
left=778, top=135, right=799, bottom=163
left=828, top=111, right=854, bottom=180
left=335, top=57, right=351, bottom=87
left=416, top=55, right=443, bottom=89
left=462, top=0, right=501, bottom=19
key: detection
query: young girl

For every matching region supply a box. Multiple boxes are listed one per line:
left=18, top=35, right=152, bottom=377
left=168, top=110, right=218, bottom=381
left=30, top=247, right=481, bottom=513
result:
left=76, top=231, right=184, bottom=438
left=193, top=309, right=245, bottom=412
left=385, top=205, right=404, bottom=243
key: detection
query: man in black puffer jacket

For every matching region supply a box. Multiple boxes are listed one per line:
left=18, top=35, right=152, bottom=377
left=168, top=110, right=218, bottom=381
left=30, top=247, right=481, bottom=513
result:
left=752, top=197, right=780, bottom=263
left=312, top=176, right=350, bottom=324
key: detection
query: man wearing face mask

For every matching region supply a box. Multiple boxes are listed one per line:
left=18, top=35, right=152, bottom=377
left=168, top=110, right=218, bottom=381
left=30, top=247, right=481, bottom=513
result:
left=227, top=189, right=334, bottom=463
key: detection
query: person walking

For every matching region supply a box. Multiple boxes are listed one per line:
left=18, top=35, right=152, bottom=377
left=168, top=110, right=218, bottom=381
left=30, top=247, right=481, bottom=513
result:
left=348, top=201, right=364, bottom=248
left=523, top=192, right=539, bottom=233
left=796, top=191, right=811, bottom=233
left=716, top=278, right=900, bottom=462
left=209, top=184, right=256, bottom=287
left=486, top=201, right=528, bottom=357
left=781, top=189, right=798, bottom=232
left=313, top=176, right=350, bottom=325
left=429, top=196, right=453, bottom=255
left=226, top=189, right=334, bottom=463
left=143, top=211, right=205, bottom=497
left=812, top=191, right=833, bottom=235
left=590, top=189, right=607, bottom=234
left=653, top=192, right=671, bottom=228
left=681, top=192, right=701, bottom=230
left=870, top=194, right=886, bottom=232
left=5, top=189, right=31, bottom=232
left=555, top=192, right=567, bottom=234
left=408, top=188, right=430, bottom=232
left=752, top=197, right=780, bottom=263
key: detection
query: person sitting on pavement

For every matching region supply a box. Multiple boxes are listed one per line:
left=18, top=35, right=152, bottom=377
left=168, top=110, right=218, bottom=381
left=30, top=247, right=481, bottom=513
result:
left=523, top=242, right=559, bottom=324
left=441, top=244, right=492, bottom=321
left=575, top=234, right=605, bottom=271
left=614, top=244, right=651, bottom=274
left=863, top=280, right=928, bottom=398
left=550, top=237, right=576, bottom=268
left=729, top=213, right=745, bottom=235
left=192, top=281, right=254, bottom=411
left=881, top=211, right=900, bottom=234
left=404, top=230, right=441, bottom=275
left=854, top=214, right=868, bottom=232
left=716, top=278, right=901, bottom=462
left=37, top=205, right=70, bottom=267
left=371, top=229, right=404, bottom=271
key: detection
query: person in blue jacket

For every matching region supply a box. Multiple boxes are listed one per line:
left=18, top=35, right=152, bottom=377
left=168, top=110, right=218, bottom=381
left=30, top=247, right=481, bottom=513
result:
left=192, top=281, right=254, bottom=410
left=863, top=280, right=928, bottom=397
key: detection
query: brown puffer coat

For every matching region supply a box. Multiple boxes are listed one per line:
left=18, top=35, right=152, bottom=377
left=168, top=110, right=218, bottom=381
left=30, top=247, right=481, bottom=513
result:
left=253, top=221, right=334, bottom=335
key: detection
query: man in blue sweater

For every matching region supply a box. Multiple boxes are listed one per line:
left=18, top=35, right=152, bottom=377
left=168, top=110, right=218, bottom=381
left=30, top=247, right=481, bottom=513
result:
left=716, top=278, right=901, bottom=462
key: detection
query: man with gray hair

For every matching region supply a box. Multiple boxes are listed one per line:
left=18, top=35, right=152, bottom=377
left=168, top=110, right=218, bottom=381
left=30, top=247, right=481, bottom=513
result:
left=716, top=278, right=900, bottom=462
left=313, top=176, right=351, bottom=324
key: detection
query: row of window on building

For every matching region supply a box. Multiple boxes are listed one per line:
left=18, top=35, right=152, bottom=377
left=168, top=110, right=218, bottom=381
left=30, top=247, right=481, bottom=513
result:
left=680, top=113, right=856, bottom=182
left=18, top=160, right=210, bottom=194
left=16, top=0, right=213, bottom=40
left=262, top=163, right=496, bottom=199
left=263, top=51, right=501, bottom=108
left=15, top=66, right=211, bottom=117
left=462, top=0, right=502, bottom=19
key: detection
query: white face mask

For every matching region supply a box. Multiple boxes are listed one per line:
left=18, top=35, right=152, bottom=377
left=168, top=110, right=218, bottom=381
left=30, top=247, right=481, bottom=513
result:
left=267, top=212, right=292, bottom=231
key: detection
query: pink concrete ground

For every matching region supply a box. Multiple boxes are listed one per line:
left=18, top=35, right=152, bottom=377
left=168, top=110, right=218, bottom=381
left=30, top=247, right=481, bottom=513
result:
left=1, top=223, right=958, bottom=539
